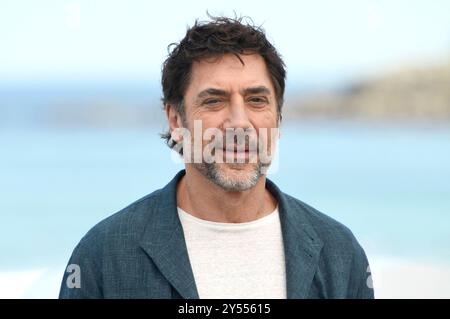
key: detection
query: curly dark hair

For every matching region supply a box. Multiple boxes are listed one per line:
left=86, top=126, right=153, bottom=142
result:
left=160, top=15, right=286, bottom=150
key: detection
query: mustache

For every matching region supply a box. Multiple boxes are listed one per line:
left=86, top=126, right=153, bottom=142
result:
left=208, top=129, right=260, bottom=152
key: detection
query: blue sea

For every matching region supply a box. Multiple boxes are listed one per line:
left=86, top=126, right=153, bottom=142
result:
left=1, top=123, right=449, bottom=297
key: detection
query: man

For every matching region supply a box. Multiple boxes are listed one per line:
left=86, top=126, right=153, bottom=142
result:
left=60, top=16, right=374, bottom=299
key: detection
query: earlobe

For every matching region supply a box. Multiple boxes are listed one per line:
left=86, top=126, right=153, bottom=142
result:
left=171, top=129, right=179, bottom=143
left=171, top=127, right=185, bottom=143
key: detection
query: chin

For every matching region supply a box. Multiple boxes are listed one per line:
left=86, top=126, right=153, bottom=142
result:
left=195, top=162, right=263, bottom=192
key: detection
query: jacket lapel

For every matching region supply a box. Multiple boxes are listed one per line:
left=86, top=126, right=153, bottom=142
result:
left=266, top=179, right=324, bottom=299
left=139, top=170, right=200, bottom=299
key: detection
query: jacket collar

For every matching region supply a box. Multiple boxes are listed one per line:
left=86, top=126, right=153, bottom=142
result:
left=139, top=170, right=323, bottom=299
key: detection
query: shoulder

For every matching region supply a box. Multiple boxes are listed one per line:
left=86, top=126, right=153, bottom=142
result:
left=284, top=193, right=358, bottom=245
left=281, top=192, right=373, bottom=298
left=281, top=192, right=368, bottom=265
left=75, top=187, right=165, bottom=254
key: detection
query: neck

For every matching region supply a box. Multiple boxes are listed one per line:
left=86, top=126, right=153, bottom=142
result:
left=176, top=165, right=277, bottom=223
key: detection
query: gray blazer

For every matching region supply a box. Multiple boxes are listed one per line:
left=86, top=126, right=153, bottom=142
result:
left=59, top=170, right=374, bottom=299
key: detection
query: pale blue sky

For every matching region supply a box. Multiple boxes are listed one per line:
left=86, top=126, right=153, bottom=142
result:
left=1, top=0, right=449, bottom=84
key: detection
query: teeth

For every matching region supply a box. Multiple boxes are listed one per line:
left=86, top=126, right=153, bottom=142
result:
left=224, top=145, right=250, bottom=152
left=224, top=148, right=248, bottom=152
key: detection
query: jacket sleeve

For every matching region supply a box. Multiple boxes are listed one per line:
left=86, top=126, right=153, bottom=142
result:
left=59, top=231, right=104, bottom=299
left=351, top=240, right=375, bottom=299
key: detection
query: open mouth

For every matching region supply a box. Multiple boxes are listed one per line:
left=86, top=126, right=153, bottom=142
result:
left=224, top=147, right=249, bottom=152
left=224, top=149, right=249, bottom=155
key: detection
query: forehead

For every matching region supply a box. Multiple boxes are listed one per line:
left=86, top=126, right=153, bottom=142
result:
left=186, top=53, right=274, bottom=94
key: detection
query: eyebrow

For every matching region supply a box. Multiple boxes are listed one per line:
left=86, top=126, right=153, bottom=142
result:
left=196, top=86, right=272, bottom=100
left=242, top=86, right=271, bottom=96
left=197, top=88, right=229, bottom=100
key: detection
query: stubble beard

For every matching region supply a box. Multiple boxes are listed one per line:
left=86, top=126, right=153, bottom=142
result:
left=192, top=161, right=270, bottom=192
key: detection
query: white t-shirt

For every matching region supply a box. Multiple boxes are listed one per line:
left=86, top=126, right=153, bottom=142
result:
left=177, top=206, right=287, bottom=299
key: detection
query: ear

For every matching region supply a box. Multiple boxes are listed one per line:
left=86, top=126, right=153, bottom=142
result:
left=166, top=104, right=184, bottom=142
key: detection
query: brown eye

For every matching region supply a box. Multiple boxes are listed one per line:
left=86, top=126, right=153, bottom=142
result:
left=203, top=99, right=221, bottom=106
left=248, top=96, right=268, bottom=106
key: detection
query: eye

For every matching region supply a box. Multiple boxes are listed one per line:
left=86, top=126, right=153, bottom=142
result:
left=247, top=96, right=268, bottom=106
left=202, top=98, right=222, bottom=106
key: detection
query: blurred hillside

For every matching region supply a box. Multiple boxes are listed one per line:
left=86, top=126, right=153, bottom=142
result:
left=0, top=84, right=166, bottom=130
left=284, top=59, right=450, bottom=123
left=1, top=59, right=449, bottom=130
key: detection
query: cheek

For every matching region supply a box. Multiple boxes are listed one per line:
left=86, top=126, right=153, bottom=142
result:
left=184, top=115, right=224, bottom=148
left=253, top=111, right=278, bottom=131
left=254, top=116, right=279, bottom=150
left=192, top=111, right=227, bottom=137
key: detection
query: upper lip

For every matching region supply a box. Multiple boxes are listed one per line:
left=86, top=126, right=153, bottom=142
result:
left=224, top=145, right=251, bottom=152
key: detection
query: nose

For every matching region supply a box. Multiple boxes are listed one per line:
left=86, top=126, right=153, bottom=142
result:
left=222, top=95, right=252, bottom=130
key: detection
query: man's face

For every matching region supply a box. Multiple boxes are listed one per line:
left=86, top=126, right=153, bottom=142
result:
left=181, top=53, right=279, bottom=191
